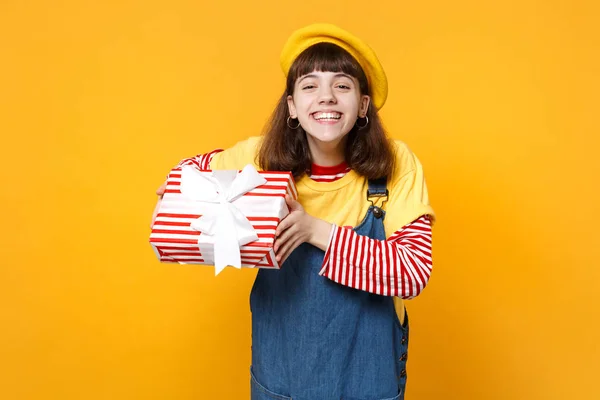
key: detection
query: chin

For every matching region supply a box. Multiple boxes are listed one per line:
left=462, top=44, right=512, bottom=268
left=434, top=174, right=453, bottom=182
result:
left=307, top=133, right=345, bottom=143
left=307, top=127, right=351, bottom=142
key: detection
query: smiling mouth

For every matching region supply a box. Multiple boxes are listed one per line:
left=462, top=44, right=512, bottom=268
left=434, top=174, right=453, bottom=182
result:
left=312, top=111, right=342, bottom=121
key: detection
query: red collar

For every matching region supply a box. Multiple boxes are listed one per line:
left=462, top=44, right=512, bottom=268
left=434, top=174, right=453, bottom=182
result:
left=311, top=161, right=349, bottom=176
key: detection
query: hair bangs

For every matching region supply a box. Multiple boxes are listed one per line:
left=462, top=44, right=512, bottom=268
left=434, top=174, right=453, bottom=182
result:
left=287, top=43, right=369, bottom=95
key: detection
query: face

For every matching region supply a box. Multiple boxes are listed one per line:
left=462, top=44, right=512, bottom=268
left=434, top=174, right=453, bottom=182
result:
left=287, top=70, right=370, bottom=148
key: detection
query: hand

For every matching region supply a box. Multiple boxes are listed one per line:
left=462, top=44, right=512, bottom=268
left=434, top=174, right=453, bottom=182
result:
left=150, top=182, right=167, bottom=229
left=274, top=195, right=332, bottom=264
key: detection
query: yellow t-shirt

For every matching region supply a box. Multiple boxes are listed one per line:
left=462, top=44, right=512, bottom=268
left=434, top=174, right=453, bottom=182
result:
left=210, top=136, right=435, bottom=322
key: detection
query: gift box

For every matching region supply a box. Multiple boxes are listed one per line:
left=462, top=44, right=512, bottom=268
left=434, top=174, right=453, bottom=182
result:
left=149, top=164, right=297, bottom=275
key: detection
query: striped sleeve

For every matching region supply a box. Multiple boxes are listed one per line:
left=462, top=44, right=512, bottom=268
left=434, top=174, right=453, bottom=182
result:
left=319, top=215, right=433, bottom=299
left=176, top=149, right=224, bottom=170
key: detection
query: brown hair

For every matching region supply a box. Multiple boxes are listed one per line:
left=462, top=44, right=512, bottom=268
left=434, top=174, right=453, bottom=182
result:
left=257, top=42, right=396, bottom=180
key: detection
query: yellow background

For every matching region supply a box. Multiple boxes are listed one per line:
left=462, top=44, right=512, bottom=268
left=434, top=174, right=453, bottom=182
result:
left=1, top=0, right=598, bottom=399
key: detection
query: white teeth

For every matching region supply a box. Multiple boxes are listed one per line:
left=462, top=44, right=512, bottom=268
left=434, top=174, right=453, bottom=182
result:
left=314, top=112, right=341, bottom=120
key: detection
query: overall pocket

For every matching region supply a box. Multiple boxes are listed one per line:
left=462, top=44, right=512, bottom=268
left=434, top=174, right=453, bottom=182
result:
left=343, top=391, right=402, bottom=400
left=250, top=368, right=292, bottom=400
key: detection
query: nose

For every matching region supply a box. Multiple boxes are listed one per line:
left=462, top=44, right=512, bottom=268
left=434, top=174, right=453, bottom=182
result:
left=318, top=86, right=337, bottom=104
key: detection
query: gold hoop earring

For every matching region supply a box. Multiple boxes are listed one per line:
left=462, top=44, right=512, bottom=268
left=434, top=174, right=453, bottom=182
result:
left=356, top=116, right=369, bottom=130
left=287, top=116, right=301, bottom=129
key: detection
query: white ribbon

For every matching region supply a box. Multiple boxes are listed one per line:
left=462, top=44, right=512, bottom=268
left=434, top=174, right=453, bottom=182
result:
left=179, top=164, right=267, bottom=275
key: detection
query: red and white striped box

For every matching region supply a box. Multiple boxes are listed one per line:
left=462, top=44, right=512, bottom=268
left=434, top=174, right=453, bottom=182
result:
left=149, top=165, right=297, bottom=272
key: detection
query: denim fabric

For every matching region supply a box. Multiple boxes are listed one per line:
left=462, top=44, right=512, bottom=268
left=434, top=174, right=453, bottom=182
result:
left=249, top=181, right=409, bottom=400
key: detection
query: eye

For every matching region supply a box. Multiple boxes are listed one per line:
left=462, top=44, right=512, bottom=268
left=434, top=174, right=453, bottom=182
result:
left=335, top=82, right=353, bottom=90
left=302, top=84, right=316, bottom=90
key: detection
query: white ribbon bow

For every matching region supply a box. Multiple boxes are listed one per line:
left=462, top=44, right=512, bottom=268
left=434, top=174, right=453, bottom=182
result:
left=179, top=164, right=267, bottom=275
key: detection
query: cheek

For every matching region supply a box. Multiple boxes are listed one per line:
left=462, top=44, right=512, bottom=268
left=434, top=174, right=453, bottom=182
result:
left=293, top=98, right=313, bottom=118
left=342, top=101, right=361, bottom=119
left=296, top=95, right=313, bottom=109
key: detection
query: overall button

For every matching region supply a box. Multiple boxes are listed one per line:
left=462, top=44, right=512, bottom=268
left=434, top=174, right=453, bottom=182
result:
left=400, top=353, right=408, bottom=361
left=373, top=206, right=383, bottom=218
left=400, top=369, right=407, bottom=377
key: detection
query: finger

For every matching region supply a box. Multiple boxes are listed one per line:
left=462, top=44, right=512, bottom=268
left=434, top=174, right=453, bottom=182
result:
left=156, top=182, right=167, bottom=196
left=275, top=219, right=299, bottom=251
left=275, top=213, right=298, bottom=237
left=277, top=233, right=300, bottom=262
left=278, top=237, right=301, bottom=264
left=275, top=219, right=289, bottom=238
left=274, top=230, right=291, bottom=253
left=274, top=228, right=289, bottom=255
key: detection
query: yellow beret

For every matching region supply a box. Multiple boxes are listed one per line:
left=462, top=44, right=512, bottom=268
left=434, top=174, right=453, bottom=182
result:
left=280, top=23, right=388, bottom=110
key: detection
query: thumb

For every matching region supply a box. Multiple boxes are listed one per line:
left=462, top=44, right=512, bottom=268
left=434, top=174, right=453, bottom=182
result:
left=285, top=194, right=302, bottom=211
left=156, top=182, right=166, bottom=196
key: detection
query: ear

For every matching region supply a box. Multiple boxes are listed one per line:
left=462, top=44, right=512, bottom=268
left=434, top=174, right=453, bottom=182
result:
left=287, top=95, right=297, bottom=118
left=359, top=95, right=371, bottom=117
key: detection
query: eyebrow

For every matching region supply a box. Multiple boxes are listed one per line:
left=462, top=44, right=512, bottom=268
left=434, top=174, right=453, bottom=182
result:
left=298, top=73, right=354, bottom=83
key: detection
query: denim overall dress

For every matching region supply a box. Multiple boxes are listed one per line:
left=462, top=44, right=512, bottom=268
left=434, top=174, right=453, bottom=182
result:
left=249, top=178, right=410, bottom=400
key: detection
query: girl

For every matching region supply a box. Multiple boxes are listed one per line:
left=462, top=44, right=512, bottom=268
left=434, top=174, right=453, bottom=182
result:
left=155, top=23, right=435, bottom=400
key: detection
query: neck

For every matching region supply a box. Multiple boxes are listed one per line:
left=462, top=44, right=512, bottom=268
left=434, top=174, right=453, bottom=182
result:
left=306, top=136, right=346, bottom=166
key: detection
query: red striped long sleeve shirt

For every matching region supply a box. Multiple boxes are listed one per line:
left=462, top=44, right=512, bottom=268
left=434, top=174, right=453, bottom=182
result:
left=177, top=152, right=433, bottom=299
